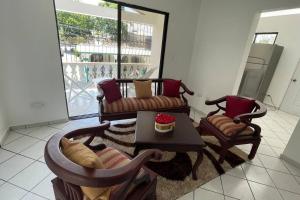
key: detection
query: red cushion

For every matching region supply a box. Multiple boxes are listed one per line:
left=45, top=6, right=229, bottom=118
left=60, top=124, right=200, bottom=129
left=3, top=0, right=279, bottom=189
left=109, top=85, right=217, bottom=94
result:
left=224, top=96, right=255, bottom=118
left=163, top=79, right=181, bottom=97
left=99, top=79, right=122, bottom=104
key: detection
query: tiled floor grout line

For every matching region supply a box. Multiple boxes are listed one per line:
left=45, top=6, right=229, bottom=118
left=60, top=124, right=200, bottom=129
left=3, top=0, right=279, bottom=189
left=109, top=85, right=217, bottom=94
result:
left=0, top=147, right=46, bottom=165
left=8, top=180, right=49, bottom=200
left=0, top=158, right=51, bottom=200
left=281, top=161, right=300, bottom=189
left=5, top=160, right=44, bottom=184
left=13, top=130, right=60, bottom=142
left=20, top=191, right=48, bottom=200
left=264, top=167, right=286, bottom=200
left=2, top=134, right=26, bottom=146
left=227, top=162, right=300, bottom=197
left=23, top=172, right=54, bottom=200
left=240, top=164, right=256, bottom=200
left=219, top=175, right=225, bottom=196
left=257, top=154, right=293, bottom=176
left=244, top=158, right=290, bottom=200
left=199, top=186, right=224, bottom=196
left=219, top=175, right=226, bottom=200
left=267, top=111, right=296, bottom=132
left=1, top=112, right=300, bottom=200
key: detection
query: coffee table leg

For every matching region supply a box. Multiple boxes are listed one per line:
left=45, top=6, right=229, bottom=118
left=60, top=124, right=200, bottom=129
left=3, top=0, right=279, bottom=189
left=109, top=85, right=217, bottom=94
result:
left=192, top=150, right=203, bottom=180
left=134, top=145, right=141, bottom=157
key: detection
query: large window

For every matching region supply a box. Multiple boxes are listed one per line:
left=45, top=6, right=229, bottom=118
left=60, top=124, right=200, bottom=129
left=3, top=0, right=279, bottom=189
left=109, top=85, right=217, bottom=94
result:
left=54, top=0, right=169, bottom=118
left=253, top=32, right=278, bottom=44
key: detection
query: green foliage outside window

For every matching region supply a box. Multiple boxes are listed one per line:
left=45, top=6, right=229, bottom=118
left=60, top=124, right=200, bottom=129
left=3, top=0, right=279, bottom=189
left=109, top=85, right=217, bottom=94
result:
left=57, top=11, right=128, bottom=44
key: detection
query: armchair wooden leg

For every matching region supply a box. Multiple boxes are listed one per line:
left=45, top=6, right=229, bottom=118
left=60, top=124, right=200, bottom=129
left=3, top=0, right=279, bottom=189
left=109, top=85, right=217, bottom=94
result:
left=248, top=140, right=261, bottom=160
left=219, top=148, right=228, bottom=164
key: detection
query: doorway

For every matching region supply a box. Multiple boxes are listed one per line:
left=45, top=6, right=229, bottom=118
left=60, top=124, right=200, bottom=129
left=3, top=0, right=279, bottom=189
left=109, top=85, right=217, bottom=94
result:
left=280, top=59, right=300, bottom=116
left=53, top=0, right=168, bottom=118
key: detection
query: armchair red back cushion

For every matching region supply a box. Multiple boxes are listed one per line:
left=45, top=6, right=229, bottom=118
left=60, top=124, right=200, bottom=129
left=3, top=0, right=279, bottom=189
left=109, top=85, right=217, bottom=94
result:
left=225, top=96, right=255, bottom=118
left=99, top=79, right=122, bottom=104
left=163, top=79, right=181, bottom=97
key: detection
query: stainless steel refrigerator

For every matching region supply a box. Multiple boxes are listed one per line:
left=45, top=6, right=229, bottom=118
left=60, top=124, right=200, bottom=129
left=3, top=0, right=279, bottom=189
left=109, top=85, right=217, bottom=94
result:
left=238, top=43, right=283, bottom=101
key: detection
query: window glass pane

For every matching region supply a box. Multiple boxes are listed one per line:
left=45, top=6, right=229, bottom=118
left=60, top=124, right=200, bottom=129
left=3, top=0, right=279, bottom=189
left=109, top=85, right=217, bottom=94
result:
left=120, top=7, right=165, bottom=96
left=55, top=1, right=118, bottom=117
left=73, top=0, right=117, bottom=9
left=121, top=7, right=164, bottom=80
left=254, top=33, right=277, bottom=44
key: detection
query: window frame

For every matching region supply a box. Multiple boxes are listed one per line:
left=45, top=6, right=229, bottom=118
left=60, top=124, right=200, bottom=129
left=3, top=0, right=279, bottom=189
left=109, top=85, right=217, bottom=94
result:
left=253, top=32, right=278, bottom=45
left=52, top=0, right=169, bottom=119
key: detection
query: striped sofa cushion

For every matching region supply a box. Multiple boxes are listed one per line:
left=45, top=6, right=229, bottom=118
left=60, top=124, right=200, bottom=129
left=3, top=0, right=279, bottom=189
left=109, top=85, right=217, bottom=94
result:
left=103, top=95, right=185, bottom=113
left=207, top=115, right=253, bottom=137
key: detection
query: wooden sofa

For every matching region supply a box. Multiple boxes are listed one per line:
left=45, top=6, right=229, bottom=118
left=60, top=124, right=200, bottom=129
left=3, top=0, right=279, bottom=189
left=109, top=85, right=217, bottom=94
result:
left=97, top=78, right=194, bottom=122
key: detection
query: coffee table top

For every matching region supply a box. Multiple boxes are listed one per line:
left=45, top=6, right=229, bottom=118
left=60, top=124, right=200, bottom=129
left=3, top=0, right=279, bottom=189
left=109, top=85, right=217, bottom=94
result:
left=135, top=111, right=205, bottom=147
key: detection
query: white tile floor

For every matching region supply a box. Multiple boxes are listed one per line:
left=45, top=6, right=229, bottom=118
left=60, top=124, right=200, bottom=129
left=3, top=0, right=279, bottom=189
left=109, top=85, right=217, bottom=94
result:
left=0, top=109, right=299, bottom=200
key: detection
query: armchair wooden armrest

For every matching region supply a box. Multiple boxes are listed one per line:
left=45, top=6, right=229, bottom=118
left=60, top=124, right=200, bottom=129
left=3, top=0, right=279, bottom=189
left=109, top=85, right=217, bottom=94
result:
left=179, top=82, right=194, bottom=105
left=233, top=100, right=267, bottom=123
left=205, top=96, right=226, bottom=105
left=180, top=82, right=194, bottom=96
left=204, top=96, right=227, bottom=117
left=96, top=86, right=104, bottom=102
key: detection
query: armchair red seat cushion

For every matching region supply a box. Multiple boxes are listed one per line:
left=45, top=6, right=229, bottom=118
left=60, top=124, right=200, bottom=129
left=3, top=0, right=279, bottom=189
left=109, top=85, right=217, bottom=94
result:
left=224, top=96, right=255, bottom=118
left=207, top=115, right=253, bottom=137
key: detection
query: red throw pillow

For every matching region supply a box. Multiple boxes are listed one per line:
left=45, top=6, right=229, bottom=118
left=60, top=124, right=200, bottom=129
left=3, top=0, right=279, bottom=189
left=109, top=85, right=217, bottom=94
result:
left=99, top=79, right=122, bottom=104
left=163, top=79, right=181, bottom=97
left=224, top=96, right=255, bottom=118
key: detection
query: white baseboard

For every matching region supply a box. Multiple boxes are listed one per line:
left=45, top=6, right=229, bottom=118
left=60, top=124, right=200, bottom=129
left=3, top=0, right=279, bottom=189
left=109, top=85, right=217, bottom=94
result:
left=0, top=127, right=10, bottom=147
left=280, top=154, right=300, bottom=169
left=10, top=118, right=69, bottom=131
left=0, top=118, right=69, bottom=147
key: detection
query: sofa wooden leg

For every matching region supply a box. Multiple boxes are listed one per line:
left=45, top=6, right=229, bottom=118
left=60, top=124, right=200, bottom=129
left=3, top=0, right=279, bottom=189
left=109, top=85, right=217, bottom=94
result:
left=248, top=140, right=261, bottom=160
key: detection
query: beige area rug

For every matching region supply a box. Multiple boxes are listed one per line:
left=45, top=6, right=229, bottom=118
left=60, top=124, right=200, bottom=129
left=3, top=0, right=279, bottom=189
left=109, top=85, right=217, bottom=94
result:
left=89, top=122, right=249, bottom=200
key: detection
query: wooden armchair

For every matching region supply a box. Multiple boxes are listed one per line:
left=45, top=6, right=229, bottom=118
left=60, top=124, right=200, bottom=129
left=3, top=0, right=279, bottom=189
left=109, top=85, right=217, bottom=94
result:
left=198, top=96, right=267, bottom=163
left=44, top=121, right=162, bottom=200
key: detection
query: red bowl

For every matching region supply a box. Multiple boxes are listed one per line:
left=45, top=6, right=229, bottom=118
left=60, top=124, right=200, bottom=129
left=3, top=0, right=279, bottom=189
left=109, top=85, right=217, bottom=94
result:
left=155, top=113, right=176, bottom=124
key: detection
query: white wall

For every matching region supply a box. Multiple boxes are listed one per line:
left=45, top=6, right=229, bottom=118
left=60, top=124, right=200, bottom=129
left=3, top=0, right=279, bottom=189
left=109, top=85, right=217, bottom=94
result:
left=187, top=0, right=300, bottom=114
left=0, top=79, right=9, bottom=143
left=256, top=14, right=300, bottom=108
left=2, top=0, right=300, bottom=127
left=283, top=120, right=300, bottom=164
left=0, top=95, right=8, bottom=144
left=0, top=0, right=201, bottom=127
left=118, top=0, right=202, bottom=80
left=1, top=0, right=68, bottom=127
left=0, top=1, right=10, bottom=143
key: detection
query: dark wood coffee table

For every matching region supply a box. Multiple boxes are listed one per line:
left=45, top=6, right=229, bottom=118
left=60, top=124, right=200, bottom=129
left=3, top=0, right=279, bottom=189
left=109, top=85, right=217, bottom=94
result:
left=134, top=111, right=206, bottom=180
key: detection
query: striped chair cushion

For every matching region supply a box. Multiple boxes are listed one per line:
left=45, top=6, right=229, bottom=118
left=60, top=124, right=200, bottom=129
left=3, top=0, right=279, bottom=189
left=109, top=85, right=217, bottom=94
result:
left=96, top=147, right=147, bottom=183
left=82, top=147, right=148, bottom=200
left=207, top=115, right=253, bottom=137
left=103, top=95, right=185, bottom=113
